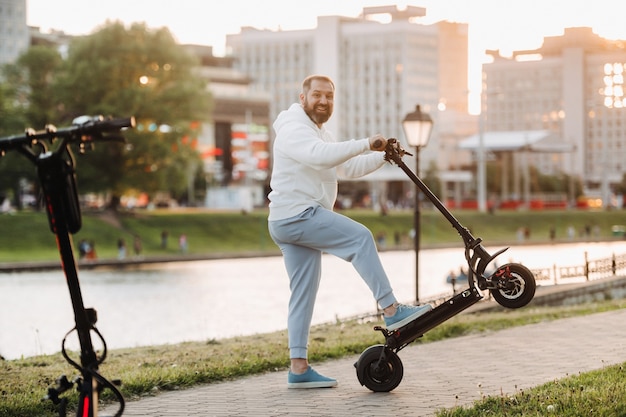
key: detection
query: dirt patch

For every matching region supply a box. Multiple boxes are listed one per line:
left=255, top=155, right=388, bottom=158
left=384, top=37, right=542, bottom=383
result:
left=95, top=210, right=123, bottom=229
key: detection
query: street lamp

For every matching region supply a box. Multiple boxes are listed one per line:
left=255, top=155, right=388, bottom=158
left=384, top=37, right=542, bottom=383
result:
left=402, top=105, right=433, bottom=303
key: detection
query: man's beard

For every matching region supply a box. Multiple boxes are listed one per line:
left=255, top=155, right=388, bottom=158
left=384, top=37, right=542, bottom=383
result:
left=303, top=100, right=332, bottom=125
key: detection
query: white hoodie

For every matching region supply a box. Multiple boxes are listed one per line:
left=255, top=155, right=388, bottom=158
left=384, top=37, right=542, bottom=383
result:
left=268, top=103, right=386, bottom=221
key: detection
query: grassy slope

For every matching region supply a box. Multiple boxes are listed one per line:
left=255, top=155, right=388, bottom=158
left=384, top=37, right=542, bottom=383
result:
left=1, top=208, right=625, bottom=262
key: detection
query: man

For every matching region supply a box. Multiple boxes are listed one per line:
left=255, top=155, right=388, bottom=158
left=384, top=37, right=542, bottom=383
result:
left=268, top=74, right=432, bottom=389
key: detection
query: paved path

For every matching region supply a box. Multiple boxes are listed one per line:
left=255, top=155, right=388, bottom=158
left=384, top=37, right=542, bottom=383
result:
left=102, top=308, right=626, bottom=416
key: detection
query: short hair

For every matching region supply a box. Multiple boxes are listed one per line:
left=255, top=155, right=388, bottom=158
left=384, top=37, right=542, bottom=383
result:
left=302, top=75, right=335, bottom=94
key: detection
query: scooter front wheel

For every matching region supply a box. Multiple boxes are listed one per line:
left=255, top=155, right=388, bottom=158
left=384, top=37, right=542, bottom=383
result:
left=489, top=263, right=536, bottom=309
left=355, top=344, right=403, bottom=392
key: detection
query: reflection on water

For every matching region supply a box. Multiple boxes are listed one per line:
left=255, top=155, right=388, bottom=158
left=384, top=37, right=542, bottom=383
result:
left=1, top=241, right=624, bottom=360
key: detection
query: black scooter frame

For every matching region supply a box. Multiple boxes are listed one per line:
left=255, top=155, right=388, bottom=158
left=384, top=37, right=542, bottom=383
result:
left=0, top=116, right=134, bottom=416
left=355, top=139, right=536, bottom=391
left=376, top=138, right=504, bottom=350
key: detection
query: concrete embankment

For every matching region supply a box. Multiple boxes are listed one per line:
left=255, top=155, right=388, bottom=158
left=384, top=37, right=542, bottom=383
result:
left=0, top=251, right=281, bottom=273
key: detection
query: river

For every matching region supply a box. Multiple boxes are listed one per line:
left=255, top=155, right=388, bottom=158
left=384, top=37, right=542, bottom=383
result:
left=1, top=240, right=624, bottom=360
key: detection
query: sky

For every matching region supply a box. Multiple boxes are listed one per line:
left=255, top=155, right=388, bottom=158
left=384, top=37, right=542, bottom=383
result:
left=26, top=0, right=626, bottom=113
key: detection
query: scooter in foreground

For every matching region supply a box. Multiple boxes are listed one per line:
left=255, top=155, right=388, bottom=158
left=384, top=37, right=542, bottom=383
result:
left=0, top=116, right=134, bottom=416
left=354, top=139, right=536, bottom=392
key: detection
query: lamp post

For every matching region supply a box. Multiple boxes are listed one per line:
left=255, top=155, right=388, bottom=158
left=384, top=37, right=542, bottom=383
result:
left=477, top=89, right=503, bottom=213
left=477, top=112, right=487, bottom=213
left=402, top=105, right=433, bottom=303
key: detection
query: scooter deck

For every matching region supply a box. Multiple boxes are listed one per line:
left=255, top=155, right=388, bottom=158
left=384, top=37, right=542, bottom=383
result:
left=380, top=287, right=483, bottom=351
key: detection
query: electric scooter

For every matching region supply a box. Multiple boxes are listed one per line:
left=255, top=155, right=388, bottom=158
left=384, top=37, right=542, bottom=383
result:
left=354, top=139, right=536, bottom=392
left=0, top=115, right=134, bottom=416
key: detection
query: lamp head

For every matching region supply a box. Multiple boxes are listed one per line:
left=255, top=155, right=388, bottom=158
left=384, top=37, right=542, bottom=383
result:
left=402, top=105, right=433, bottom=148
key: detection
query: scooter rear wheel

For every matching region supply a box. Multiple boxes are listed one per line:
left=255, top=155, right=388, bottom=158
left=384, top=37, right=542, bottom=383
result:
left=355, top=344, right=403, bottom=392
left=490, top=263, right=536, bottom=308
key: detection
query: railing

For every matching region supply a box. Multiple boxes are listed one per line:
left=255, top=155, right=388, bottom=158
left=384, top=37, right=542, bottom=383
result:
left=343, top=252, right=626, bottom=324
left=531, top=252, right=626, bottom=285
left=439, top=251, right=626, bottom=303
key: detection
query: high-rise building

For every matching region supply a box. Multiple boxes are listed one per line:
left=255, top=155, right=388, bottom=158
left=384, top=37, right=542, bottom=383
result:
left=482, top=27, right=626, bottom=205
left=0, top=0, right=29, bottom=65
left=226, top=5, right=469, bottom=192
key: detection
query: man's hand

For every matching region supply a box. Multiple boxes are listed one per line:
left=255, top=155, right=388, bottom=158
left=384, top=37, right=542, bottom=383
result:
left=369, top=134, right=387, bottom=151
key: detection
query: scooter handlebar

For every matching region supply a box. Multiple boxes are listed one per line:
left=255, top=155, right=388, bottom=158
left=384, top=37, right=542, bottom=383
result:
left=383, top=138, right=413, bottom=164
left=71, top=115, right=135, bottom=132
left=0, top=115, right=135, bottom=152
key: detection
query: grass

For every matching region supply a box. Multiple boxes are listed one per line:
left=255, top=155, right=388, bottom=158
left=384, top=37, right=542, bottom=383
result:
left=1, top=299, right=625, bottom=416
left=437, top=364, right=626, bottom=416
left=0, top=209, right=279, bottom=262
left=1, top=207, right=626, bottom=262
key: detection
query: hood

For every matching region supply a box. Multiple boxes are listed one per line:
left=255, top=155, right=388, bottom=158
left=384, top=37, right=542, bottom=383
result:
left=273, top=103, right=316, bottom=135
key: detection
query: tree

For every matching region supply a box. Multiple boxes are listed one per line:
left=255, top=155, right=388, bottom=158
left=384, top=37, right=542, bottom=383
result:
left=0, top=61, right=37, bottom=209
left=52, top=21, right=212, bottom=207
left=0, top=67, right=27, bottom=135
left=15, top=45, right=64, bottom=128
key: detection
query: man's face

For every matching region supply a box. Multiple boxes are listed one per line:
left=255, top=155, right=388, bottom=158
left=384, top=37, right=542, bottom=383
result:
left=301, top=79, right=334, bottom=126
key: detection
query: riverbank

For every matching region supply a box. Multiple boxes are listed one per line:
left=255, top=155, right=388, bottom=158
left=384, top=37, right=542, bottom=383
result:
left=0, top=250, right=282, bottom=272
left=1, top=209, right=626, bottom=263
left=2, top=235, right=623, bottom=274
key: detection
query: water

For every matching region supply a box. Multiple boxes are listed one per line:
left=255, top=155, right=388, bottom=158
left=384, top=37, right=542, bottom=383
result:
left=1, top=241, right=625, bottom=360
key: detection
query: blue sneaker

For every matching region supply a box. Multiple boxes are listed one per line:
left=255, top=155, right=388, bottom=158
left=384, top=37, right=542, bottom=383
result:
left=287, top=366, right=338, bottom=389
left=384, top=304, right=432, bottom=330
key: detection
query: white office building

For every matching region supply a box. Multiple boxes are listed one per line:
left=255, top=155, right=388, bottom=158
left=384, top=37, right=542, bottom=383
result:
left=226, top=5, right=470, bottom=206
left=0, top=0, right=29, bottom=65
left=480, top=27, right=626, bottom=206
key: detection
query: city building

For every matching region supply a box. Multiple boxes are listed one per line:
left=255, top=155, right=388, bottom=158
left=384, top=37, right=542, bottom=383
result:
left=182, top=44, right=271, bottom=210
left=476, top=27, right=626, bottom=207
left=226, top=5, right=471, bottom=208
left=0, top=0, right=29, bottom=65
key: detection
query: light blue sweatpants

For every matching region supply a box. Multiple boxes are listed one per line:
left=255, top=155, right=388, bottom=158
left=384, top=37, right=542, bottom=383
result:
left=268, top=205, right=397, bottom=359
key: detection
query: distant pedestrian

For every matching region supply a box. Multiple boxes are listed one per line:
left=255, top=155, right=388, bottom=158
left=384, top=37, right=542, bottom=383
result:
left=179, top=234, right=187, bottom=253
left=376, top=231, right=387, bottom=249
left=78, top=239, right=90, bottom=259
left=161, top=230, right=169, bottom=249
left=86, top=240, right=97, bottom=260
left=447, top=270, right=458, bottom=294
left=117, top=238, right=126, bottom=259
left=133, top=235, right=142, bottom=257
left=567, top=225, right=576, bottom=240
